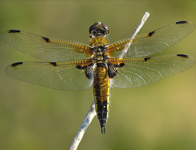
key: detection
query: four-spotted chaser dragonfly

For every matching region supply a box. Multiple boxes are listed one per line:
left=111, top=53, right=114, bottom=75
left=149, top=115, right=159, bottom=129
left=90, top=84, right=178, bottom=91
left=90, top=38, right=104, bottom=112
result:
left=1, top=21, right=195, bottom=133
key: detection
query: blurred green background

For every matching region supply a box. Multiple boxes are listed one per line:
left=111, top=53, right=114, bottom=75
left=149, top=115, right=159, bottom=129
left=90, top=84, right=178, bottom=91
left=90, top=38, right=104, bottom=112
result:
left=0, top=1, right=196, bottom=150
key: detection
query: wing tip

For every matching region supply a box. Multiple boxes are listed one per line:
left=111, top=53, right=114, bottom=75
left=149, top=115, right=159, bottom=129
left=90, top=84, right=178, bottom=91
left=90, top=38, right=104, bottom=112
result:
left=11, top=62, right=23, bottom=67
left=8, top=29, right=21, bottom=33
left=177, top=54, right=189, bottom=58
left=1, top=30, right=20, bottom=41
left=176, top=21, right=188, bottom=24
left=176, top=21, right=195, bottom=30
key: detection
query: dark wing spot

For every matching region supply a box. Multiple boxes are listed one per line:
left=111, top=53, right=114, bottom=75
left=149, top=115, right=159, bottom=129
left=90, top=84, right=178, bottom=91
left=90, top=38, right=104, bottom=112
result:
left=119, top=63, right=125, bottom=67
left=177, top=54, right=188, bottom=58
left=76, top=65, right=82, bottom=69
left=8, top=30, right=20, bottom=33
left=176, top=21, right=188, bottom=24
left=11, top=62, right=23, bottom=67
left=50, top=62, right=57, bottom=66
left=148, top=31, right=155, bottom=37
left=42, top=36, right=50, bottom=43
left=144, top=57, right=151, bottom=62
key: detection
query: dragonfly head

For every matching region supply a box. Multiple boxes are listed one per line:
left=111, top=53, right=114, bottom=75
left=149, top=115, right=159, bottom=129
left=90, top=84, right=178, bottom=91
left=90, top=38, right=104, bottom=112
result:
left=89, top=22, right=109, bottom=39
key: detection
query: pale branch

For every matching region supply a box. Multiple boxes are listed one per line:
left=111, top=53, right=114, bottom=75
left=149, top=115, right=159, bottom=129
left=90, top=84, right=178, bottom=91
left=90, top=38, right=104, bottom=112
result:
left=119, top=11, right=150, bottom=58
left=69, top=11, right=150, bottom=150
left=69, top=102, right=96, bottom=150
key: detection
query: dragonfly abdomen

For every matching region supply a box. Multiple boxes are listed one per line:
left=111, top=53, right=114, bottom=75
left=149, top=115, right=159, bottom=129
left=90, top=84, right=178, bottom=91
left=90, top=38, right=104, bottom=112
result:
left=93, top=65, right=110, bottom=134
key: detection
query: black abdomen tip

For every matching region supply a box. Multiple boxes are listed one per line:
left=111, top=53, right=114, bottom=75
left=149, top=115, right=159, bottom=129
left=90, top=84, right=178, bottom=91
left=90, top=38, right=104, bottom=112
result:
left=101, top=127, right=106, bottom=134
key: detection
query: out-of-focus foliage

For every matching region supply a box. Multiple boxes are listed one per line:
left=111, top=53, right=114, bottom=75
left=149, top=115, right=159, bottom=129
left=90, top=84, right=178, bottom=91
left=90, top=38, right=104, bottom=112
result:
left=0, top=1, right=196, bottom=150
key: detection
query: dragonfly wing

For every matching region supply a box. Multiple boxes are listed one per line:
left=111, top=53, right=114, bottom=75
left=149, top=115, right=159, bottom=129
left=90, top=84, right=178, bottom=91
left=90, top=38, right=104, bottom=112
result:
left=1, top=30, right=92, bottom=61
left=109, top=54, right=195, bottom=88
left=108, top=21, right=194, bottom=57
left=6, top=59, right=94, bottom=90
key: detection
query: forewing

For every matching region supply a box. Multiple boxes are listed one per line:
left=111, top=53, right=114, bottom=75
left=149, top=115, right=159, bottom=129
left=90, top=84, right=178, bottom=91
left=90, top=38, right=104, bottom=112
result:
left=109, top=54, right=195, bottom=88
left=6, top=59, right=94, bottom=90
left=1, top=30, right=92, bottom=61
left=108, top=21, right=194, bottom=57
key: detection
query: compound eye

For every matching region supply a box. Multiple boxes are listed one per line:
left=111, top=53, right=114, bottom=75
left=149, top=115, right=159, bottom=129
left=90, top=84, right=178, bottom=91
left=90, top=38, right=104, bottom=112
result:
left=102, top=24, right=109, bottom=33
left=89, top=22, right=109, bottom=36
left=89, top=22, right=99, bottom=34
left=100, top=29, right=106, bottom=35
left=93, top=30, right=97, bottom=35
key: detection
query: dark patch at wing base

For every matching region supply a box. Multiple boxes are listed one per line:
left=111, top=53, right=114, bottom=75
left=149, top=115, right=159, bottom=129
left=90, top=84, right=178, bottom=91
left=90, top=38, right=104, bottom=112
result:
left=176, top=21, right=188, bottom=24
left=177, top=54, right=188, bottom=58
left=8, top=30, right=20, bottom=33
left=108, top=63, right=125, bottom=78
left=76, top=63, right=93, bottom=80
left=11, top=62, right=23, bottom=67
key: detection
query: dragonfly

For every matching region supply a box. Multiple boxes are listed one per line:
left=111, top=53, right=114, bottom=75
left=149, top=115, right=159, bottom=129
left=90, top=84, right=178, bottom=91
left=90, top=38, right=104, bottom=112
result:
left=1, top=21, right=195, bottom=134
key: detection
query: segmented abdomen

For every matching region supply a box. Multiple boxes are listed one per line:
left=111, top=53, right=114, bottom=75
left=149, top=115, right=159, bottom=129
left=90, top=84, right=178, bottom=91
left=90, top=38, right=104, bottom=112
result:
left=93, top=65, right=110, bottom=134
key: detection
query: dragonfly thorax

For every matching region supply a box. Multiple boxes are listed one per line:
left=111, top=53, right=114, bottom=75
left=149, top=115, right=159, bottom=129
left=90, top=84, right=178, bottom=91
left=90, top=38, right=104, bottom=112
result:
left=93, top=46, right=107, bottom=53
left=92, top=46, right=108, bottom=64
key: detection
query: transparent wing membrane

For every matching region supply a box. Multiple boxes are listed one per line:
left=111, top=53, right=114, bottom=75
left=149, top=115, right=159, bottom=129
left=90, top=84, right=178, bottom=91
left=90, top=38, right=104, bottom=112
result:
left=6, top=60, right=93, bottom=90
left=108, top=21, right=194, bottom=57
left=1, top=30, right=92, bottom=61
left=2, top=21, right=195, bottom=91
left=109, top=54, right=195, bottom=88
